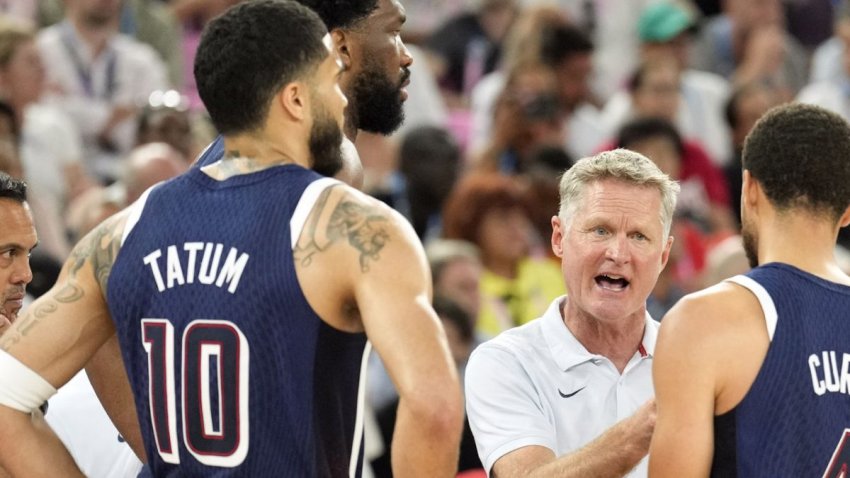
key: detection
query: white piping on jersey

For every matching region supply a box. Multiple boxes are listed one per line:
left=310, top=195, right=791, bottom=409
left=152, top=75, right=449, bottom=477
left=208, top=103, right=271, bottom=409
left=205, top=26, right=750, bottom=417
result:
left=349, top=341, right=372, bottom=478
left=289, top=177, right=340, bottom=250
left=726, top=275, right=778, bottom=342
left=121, top=185, right=155, bottom=246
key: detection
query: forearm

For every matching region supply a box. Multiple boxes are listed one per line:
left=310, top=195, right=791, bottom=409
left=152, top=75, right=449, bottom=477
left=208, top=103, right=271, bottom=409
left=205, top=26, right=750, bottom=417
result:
left=0, top=407, right=83, bottom=477
left=391, top=396, right=463, bottom=478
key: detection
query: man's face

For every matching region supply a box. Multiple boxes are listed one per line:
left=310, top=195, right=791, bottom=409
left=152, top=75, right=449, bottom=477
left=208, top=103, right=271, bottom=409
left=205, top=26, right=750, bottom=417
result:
left=0, top=198, right=37, bottom=322
left=553, top=179, right=672, bottom=323
left=345, top=0, right=412, bottom=135
left=435, top=258, right=482, bottom=320
left=76, top=0, right=123, bottom=27
left=554, top=53, right=592, bottom=111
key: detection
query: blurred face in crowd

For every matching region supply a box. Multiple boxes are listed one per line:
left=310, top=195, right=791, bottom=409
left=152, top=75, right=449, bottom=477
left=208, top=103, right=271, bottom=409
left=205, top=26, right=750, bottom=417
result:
left=642, top=33, right=690, bottom=71
left=552, top=178, right=672, bottom=324
left=344, top=0, right=413, bottom=135
left=0, top=198, right=36, bottom=322
left=74, top=0, right=123, bottom=27
left=554, top=53, right=592, bottom=111
left=435, top=257, right=482, bottom=320
left=627, top=136, right=682, bottom=181
left=732, top=86, right=775, bottom=147
left=633, top=61, right=680, bottom=122
left=477, top=206, right=532, bottom=271
left=0, top=39, right=45, bottom=107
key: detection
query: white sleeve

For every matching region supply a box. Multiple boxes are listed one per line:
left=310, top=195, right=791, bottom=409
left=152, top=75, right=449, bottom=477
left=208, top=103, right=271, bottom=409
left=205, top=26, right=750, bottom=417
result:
left=465, top=343, right=556, bottom=474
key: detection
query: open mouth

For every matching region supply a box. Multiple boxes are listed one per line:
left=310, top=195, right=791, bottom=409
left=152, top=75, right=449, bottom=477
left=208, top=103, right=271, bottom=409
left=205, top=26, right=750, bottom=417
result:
left=595, top=274, right=630, bottom=291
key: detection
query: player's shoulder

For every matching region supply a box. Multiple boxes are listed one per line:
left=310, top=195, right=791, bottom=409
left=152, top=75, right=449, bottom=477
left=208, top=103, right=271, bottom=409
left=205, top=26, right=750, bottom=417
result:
left=659, top=278, right=764, bottom=350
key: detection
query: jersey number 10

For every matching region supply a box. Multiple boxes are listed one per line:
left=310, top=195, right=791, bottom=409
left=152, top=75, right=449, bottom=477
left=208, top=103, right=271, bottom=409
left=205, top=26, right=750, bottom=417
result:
left=142, top=319, right=250, bottom=468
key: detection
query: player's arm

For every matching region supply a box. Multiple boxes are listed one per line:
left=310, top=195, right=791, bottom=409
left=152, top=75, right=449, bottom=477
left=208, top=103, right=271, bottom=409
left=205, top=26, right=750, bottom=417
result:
left=353, top=197, right=462, bottom=478
left=86, top=334, right=146, bottom=461
left=296, top=185, right=463, bottom=477
left=0, top=212, right=128, bottom=477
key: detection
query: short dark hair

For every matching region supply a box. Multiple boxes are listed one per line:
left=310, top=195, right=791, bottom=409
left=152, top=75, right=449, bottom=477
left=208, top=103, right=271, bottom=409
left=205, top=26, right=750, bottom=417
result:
left=0, top=170, right=26, bottom=203
left=194, top=0, right=328, bottom=135
left=617, top=116, right=685, bottom=156
left=743, top=103, right=850, bottom=220
left=295, top=0, right=379, bottom=30
left=539, top=24, right=593, bottom=66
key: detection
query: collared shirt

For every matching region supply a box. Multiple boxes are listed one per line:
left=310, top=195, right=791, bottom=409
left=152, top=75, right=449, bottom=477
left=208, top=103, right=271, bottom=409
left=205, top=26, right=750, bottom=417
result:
left=465, top=296, right=657, bottom=476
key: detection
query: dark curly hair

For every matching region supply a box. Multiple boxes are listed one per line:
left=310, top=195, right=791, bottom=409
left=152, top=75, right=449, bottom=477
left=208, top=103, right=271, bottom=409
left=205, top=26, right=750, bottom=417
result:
left=743, top=103, right=850, bottom=220
left=442, top=174, right=531, bottom=244
left=194, top=1, right=328, bottom=135
left=0, top=170, right=26, bottom=203
left=296, top=0, right=379, bottom=30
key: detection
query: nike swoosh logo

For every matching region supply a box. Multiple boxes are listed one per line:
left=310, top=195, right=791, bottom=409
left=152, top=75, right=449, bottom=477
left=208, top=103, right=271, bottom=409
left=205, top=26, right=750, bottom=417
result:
left=558, top=386, right=586, bottom=398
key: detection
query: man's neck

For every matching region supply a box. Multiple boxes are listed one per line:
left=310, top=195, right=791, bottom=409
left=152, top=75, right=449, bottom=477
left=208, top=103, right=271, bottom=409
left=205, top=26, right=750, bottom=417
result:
left=202, top=133, right=306, bottom=180
left=563, top=300, right=646, bottom=374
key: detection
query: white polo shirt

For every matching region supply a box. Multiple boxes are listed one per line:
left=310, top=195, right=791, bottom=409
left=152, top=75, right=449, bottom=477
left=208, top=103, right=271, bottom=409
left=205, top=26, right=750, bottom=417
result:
left=465, top=296, right=657, bottom=477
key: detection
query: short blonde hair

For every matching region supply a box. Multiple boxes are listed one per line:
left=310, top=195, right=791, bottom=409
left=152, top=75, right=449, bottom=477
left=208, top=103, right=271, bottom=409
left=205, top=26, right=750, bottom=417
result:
left=558, top=149, right=680, bottom=236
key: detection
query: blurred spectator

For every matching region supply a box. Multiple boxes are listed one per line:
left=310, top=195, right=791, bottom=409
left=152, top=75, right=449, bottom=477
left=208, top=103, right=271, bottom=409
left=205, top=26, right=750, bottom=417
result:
left=519, top=145, right=573, bottom=259
left=472, top=63, right=566, bottom=176
left=472, top=20, right=604, bottom=160
left=40, top=0, right=183, bottom=87
left=810, top=0, right=850, bottom=85
left=700, top=234, right=749, bottom=288
left=797, top=16, right=850, bottom=122
left=0, top=18, right=95, bottom=262
left=424, top=0, right=517, bottom=104
left=425, top=238, right=483, bottom=323
left=784, top=0, right=833, bottom=49
left=37, top=0, right=168, bottom=182
left=66, top=142, right=185, bottom=241
left=602, top=2, right=732, bottom=166
left=136, top=89, right=195, bottom=159
left=617, top=116, right=734, bottom=235
left=442, top=173, right=564, bottom=337
left=398, top=126, right=461, bottom=239
left=723, top=82, right=779, bottom=226
left=690, top=0, right=807, bottom=98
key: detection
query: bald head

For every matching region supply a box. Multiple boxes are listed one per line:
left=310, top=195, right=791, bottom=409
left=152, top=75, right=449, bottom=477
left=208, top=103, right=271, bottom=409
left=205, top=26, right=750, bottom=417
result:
left=124, top=143, right=186, bottom=203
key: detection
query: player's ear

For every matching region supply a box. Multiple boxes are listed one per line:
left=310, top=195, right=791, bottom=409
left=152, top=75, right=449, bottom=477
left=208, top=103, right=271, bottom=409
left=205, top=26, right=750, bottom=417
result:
left=742, top=169, right=758, bottom=208
left=331, top=28, right=353, bottom=71
left=278, top=81, right=308, bottom=121
left=839, top=204, right=850, bottom=228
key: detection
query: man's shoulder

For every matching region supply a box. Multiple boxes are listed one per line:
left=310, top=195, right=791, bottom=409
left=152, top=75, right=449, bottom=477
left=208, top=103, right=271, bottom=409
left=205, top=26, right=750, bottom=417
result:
left=472, top=319, right=548, bottom=363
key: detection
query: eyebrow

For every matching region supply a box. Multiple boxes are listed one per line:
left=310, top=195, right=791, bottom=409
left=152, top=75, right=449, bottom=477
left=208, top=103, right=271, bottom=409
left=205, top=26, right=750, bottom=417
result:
left=0, top=241, right=38, bottom=251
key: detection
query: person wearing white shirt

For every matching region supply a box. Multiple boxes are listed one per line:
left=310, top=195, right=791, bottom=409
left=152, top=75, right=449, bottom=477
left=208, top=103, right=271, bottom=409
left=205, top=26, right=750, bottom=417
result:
left=466, top=149, right=679, bottom=477
left=36, top=0, right=168, bottom=182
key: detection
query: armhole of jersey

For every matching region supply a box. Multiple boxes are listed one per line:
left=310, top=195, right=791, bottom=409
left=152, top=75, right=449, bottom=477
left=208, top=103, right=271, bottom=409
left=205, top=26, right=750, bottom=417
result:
left=726, top=275, right=778, bottom=342
left=349, top=340, right=372, bottom=478
left=120, top=185, right=155, bottom=246
left=290, top=177, right=340, bottom=250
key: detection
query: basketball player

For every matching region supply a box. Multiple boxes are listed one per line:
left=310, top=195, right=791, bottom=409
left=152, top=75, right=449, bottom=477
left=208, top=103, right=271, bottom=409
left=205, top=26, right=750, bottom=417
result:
left=0, top=2, right=462, bottom=476
left=649, top=103, right=850, bottom=476
left=88, top=0, right=416, bottom=464
left=194, top=0, right=414, bottom=186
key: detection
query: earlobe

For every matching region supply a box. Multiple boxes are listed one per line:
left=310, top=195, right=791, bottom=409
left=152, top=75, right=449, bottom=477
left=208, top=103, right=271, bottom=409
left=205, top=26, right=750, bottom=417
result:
left=839, top=205, right=850, bottom=228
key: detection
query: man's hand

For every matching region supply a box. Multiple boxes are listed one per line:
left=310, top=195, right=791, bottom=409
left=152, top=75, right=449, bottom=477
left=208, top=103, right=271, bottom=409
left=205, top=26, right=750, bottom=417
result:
left=617, top=399, right=656, bottom=459
left=0, top=312, right=14, bottom=337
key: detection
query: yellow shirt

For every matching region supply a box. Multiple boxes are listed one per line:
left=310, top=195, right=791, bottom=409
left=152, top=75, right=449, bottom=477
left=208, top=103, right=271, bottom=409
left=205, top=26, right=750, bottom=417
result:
left=476, top=258, right=565, bottom=338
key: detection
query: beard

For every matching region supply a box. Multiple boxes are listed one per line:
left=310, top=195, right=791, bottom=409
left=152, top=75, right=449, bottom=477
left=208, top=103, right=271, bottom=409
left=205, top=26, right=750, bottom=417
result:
left=308, top=99, right=344, bottom=178
left=348, top=59, right=408, bottom=135
left=741, top=218, right=759, bottom=268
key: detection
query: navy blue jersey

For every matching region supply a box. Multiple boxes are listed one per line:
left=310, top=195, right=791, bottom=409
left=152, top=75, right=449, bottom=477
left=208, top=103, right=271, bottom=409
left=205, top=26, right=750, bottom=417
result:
left=712, top=263, right=850, bottom=477
left=107, top=164, right=369, bottom=477
left=194, top=136, right=225, bottom=168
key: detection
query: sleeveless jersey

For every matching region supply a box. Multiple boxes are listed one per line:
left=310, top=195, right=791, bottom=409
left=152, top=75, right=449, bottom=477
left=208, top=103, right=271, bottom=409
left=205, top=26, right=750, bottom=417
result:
left=712, top=263, right=850, bottom=477
left=107, top=164, right=369, bottom=477
left=194, top=136, right=225, bottom=167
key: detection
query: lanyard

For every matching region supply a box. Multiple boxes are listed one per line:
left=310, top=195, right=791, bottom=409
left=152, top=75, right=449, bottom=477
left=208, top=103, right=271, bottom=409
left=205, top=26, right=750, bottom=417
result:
left=60, top=22, right=117, bottom=100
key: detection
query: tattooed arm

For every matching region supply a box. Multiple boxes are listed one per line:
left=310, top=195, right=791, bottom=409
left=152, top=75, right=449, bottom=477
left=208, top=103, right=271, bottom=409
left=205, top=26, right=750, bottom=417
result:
left=0, top=212, right=128, bottom=477
left=295, top=185, right=463, bottom=478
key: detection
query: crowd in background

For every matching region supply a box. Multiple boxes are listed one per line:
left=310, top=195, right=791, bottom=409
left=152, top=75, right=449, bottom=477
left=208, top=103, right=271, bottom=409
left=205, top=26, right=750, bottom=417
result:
left=0, top=0, right=848, bottom=475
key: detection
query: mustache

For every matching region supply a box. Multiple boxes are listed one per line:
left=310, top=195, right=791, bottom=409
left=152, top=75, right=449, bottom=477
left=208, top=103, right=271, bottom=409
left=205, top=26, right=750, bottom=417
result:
left=4, top=285, right=24, bottom=300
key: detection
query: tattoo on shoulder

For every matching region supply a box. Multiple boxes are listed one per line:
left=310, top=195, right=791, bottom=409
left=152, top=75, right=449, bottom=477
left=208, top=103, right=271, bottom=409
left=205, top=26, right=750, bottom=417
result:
left=294, top=187, right=391, bottom=272
left=67, top=214, right=124, bottom=295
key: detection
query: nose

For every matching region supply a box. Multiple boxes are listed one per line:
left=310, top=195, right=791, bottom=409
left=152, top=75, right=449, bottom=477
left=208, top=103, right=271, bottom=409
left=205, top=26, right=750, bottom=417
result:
left=12, top=257, right=33, bottom=286
left=604, top=235, right=630, bottom=264
left=399, top=41, right=413, bottom=69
